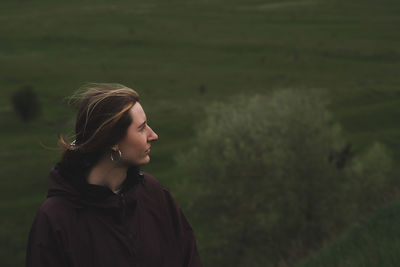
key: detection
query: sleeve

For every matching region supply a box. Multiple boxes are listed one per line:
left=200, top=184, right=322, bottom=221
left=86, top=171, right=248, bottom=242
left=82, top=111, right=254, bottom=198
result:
left=25, top=209, right=69, bottom=267
left=162, top=188, right=203, bottom=267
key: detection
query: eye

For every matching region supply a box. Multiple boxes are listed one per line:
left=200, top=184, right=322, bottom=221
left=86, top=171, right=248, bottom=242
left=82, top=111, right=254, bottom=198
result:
left=139, top=124, right=146, bottom=132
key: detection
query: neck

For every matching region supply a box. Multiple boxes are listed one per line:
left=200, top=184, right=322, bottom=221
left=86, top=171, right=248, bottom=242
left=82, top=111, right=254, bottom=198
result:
left=87, top=156, right=128, bottom=193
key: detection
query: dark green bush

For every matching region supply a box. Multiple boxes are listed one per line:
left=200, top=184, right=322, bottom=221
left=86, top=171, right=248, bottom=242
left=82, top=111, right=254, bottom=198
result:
left=176, top=89, right=393, bottom=267
left=11, top=85, right=41, bottom=123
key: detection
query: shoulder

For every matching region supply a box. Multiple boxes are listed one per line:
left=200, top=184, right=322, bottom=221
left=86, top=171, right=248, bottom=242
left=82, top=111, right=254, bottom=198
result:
left=137, top=172, right=176, bottom=204
left=138, top=173, right=194, bottom=232
left=142, top=173, right=194, bottom=233
left=34, top=196, right=75, bottom=227
left=40, top=196, right=74, bottom=214
left=141, top=171, right=169, bottom=192
left=141, top=172, right=183, bottom=211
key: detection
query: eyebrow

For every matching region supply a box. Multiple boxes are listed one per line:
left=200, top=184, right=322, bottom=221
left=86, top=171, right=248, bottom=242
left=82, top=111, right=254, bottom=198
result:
left=138, top=120, right=147, bottom=129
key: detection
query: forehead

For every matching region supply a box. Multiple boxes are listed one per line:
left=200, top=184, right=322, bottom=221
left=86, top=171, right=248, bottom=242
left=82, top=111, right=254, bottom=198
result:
left=129, top=102, right=146, bottom=125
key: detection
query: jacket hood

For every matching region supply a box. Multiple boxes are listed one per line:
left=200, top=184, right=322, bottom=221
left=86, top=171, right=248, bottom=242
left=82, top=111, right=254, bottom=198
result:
left=47, top=163, right=144, bottom=210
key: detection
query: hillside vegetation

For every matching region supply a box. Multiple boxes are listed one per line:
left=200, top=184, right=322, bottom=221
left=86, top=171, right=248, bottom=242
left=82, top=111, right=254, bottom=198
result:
left=0, top=0, right=399, bottom=266
left=298, top=196, right=400, bottom=267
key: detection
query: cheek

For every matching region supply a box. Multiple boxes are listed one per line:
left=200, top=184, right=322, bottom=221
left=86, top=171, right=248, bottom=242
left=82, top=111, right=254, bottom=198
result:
left=121, top=133, right=145, bottom=154
left=120, top=133, right=137, bottom=150
left=127, top=139, right=140, bottom=150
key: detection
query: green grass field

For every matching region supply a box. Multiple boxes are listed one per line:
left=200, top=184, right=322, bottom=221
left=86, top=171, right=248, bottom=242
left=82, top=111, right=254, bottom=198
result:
left=1, top=0, right=399, bottom=266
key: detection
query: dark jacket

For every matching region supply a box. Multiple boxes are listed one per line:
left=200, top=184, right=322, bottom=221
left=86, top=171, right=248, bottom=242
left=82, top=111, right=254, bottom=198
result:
left=25, top=164, right=202, bottom=267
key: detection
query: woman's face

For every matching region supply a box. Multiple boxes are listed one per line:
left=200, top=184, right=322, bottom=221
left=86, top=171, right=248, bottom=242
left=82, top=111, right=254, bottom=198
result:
left=114, top=102, right=158, bottom=166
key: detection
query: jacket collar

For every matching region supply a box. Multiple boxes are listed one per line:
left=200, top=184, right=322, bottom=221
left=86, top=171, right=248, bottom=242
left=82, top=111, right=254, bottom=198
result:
left=47, top=163, right=144, bottom=210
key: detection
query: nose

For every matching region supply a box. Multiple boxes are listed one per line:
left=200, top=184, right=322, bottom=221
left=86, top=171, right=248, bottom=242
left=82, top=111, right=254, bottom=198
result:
left=148, top=126, right=158, bottom=142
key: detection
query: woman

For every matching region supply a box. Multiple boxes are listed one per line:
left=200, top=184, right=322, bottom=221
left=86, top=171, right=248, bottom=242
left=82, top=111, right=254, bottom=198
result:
left=25, top=83, right=202, bottom=267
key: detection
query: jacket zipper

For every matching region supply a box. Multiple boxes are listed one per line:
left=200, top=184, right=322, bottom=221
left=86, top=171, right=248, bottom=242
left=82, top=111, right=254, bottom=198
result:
left=119, top=192, right=137, bottom=257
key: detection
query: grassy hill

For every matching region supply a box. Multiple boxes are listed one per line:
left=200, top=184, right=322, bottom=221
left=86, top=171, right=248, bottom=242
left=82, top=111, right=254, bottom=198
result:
left=0, top=0, right=399, bottom=266
left=297, top=196, right=400, bottom=267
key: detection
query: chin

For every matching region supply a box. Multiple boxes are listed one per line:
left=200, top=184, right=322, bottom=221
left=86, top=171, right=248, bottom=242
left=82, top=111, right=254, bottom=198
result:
left=122, top=156, right=150, bottom=167
left=137, top=156, right=151, bottom=166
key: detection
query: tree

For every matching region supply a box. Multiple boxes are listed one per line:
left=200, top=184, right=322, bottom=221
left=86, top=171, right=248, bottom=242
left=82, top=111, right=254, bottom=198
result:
left=11, top=85, right=41, bottom=123
left=176, top=89, right=393, bottom=266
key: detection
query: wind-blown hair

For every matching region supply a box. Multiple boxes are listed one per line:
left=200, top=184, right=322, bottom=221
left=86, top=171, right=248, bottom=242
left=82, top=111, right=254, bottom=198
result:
left=58, top=83, right=140, bottom=174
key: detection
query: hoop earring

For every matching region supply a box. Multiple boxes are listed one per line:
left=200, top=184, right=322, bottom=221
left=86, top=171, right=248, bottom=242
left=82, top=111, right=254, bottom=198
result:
left=69, top=140, right=77, bottom=150
left=110, top=150, right=122, bottom=162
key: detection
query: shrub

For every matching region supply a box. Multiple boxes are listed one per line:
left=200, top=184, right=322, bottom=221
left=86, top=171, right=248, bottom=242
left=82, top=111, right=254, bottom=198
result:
left=345, top=143, right=394, bottom=214
left=11, top=85, right=41, bottom=123
left=176, top=89, right=393, bottom=267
